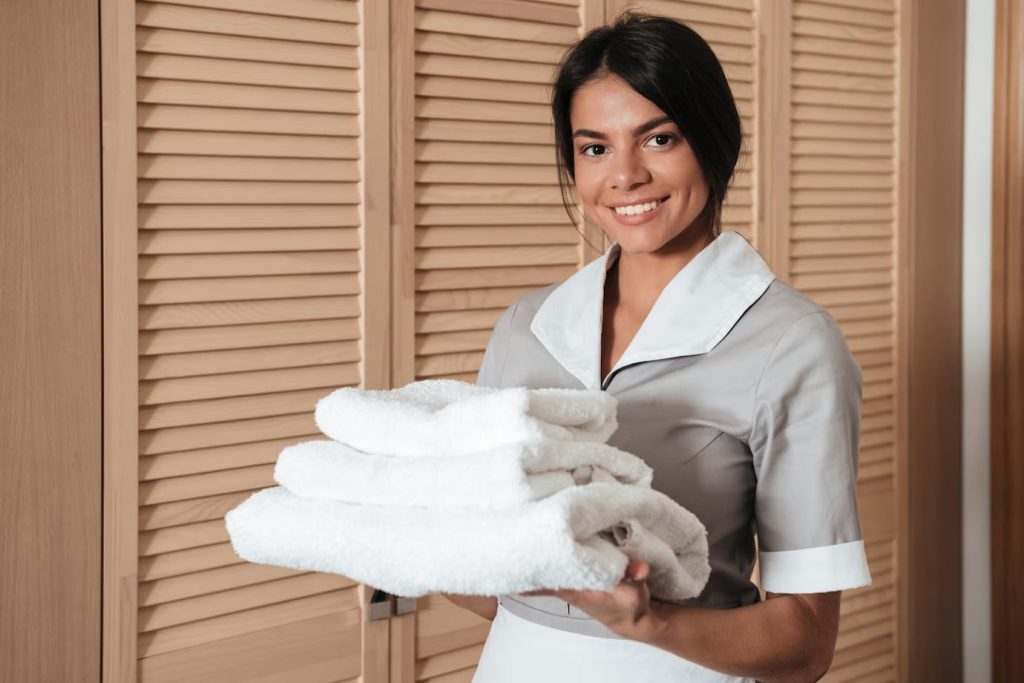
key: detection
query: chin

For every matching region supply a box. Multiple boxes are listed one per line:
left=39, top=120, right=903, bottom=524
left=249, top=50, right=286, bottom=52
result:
left=606, top=228, right=673, bottom=253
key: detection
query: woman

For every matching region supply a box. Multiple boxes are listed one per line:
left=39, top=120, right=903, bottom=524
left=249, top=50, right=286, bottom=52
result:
left=446, top=11, right=871, bottom=683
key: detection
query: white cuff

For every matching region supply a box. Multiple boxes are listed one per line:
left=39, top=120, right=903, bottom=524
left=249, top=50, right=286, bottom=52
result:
left=758, top=539, right=872, bottom=593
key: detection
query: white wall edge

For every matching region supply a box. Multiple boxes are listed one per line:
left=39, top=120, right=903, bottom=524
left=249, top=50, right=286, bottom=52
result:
left=962, top=0, right=994, bottom=680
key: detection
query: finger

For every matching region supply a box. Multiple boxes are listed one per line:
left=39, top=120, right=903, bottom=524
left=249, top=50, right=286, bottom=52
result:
left=626, top=559, right=650, bottom=582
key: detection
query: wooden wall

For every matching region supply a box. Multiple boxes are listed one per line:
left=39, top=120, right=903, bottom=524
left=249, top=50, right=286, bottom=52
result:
left=95, top=0, right=962, bottom=681
left=1, top=0, right=102, bottom=681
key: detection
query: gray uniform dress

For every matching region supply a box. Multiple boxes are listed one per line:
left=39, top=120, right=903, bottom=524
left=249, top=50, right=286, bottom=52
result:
left=475, top=230, right=872, bottom=640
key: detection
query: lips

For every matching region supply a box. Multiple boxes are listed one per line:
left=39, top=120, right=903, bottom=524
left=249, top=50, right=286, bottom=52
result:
left=606, top=194, right=671, bottom=226
left=608, top=195, right=670, bottom=215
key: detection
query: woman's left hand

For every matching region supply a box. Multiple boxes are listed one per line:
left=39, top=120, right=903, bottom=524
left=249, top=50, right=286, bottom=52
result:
left=521, top=559, right=661, bottom=641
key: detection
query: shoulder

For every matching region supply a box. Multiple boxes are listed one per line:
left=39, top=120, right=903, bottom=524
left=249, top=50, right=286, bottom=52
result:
left=493, top=282, right=560, bottom=334
left=738, top=279, right=847, bottom=354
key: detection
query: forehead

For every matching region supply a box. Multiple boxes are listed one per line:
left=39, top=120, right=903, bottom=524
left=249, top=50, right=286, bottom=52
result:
left=569, top=73, right=669, bottom=128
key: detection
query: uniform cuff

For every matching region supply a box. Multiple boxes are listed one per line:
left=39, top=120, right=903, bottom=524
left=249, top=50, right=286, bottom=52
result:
left=758, top=539, right=872, bottom=593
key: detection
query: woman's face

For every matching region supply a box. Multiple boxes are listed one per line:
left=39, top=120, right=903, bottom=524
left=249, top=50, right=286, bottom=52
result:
left=569, top=73, right=710, bottom=254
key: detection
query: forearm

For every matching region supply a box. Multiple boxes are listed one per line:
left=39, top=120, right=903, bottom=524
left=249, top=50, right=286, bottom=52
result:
left=442, top=593, right=498, bottom=621
left=634, top=595, right=834, bottom=683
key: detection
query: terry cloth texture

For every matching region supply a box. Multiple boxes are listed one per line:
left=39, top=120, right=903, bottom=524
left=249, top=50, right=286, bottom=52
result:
left=313, top=378, right=619, bottom=456
left=273, top=438, right=654, bottom=507
left=225, top=481, right=710, bottom=600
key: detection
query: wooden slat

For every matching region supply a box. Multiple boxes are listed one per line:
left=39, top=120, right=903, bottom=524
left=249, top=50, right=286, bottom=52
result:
left=151, top=0, right=360, bottom=23
left=417, top=0, right=578, bottom=26
left=138, top=228, right=359, bottom=254
left=138, top=562, right=304, bottom=607
left=416, top=244, right=577, bottom=269
left=417, top=140, right=553, bottom=164
left=139, top=130, right=360, bottom=159
left=415, top=264, right=575, bottom=290
left=638, top=0, right=755, bottom=29
left=136, top=589, right=361, bottom=657
left=140, top=340, right=359, bottom=379
left=138, top=252, right=359, bottom=281
left=137, top=103, right=360, bottom=137
left=417, top=74, right=551, bottom=104
left=136, top=27, right=359, bottom=68
left=417, top=96, right=549, bottom=124
left=414, top=9, right=578, bottom=45
left=137, top=53, right=359, bottom=91
left=136, top=2, right=360, bottom=45
left=139, top=319, right=359, bottom=355
left=791, top=18, right=894, bottom=45
left=140, top=296, right=359, bottom=332
left=139, top=572, right=353, bottom=632
left=139, top=363, right=358, bottom=405
left=139, top=433, right=320, bottom=480
left=415, top=225, right=576, bottom=246
left=417, top=118, right=552, bottom=144
left=140, top=385, right=335, bottom=429
left=417, top=285, right=536, bottom=312
left=139, top=411, right=317, bottom=456
left=139, top=155, right=361, bottom=181
left=417, top=183, right=562, bottom=205
left=416, top=308, right=504, bottom=335
left=415, top=30, right=565, bottom=64
left=793, top=2, right=894, bottom=30
left=417, top=52, right=558, bottom=84
left=138, top=179, right=360, bottom=204
left=138, top=612, right=362, bottom=683
left=140, top=273, right=359, bottom=305
left=138, top=77, right=360, bottom=113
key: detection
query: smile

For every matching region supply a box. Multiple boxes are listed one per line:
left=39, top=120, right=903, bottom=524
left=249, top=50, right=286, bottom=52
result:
left=611, top=196, right=669, bottom=216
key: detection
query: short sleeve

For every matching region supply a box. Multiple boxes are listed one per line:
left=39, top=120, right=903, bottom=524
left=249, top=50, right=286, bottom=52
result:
left=749, top=310, right=872, bottom=594
left=475, top=300, right=519, bottom=388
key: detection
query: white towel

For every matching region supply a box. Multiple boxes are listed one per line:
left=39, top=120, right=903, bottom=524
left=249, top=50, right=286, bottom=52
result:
left=314, top=379, right=618, bottom=456
left=224, top=482, right=710, bottom=601
left=273, top=438, right=654, bottom=507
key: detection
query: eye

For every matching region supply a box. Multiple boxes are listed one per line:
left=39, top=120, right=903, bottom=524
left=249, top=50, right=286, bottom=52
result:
left=581, top=144, right=606, bottom=157
left=647, top=133, right=675, bottom=148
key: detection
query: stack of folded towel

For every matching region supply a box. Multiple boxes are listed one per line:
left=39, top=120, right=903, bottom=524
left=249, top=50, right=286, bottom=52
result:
left=224, top=379, right=711, bottom=600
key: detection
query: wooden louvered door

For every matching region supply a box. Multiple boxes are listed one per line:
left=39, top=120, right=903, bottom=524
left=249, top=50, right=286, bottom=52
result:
left=390, top=2, right=598, bottom=680
left=130, top=1, right=374, bottom=680
left=780, top=1, right=900, bottom=680
left=99, top=0, right=914, bottom=680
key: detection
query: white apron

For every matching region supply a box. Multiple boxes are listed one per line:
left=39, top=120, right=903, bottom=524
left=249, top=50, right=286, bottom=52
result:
left=471, top=602, right=755, bottom=683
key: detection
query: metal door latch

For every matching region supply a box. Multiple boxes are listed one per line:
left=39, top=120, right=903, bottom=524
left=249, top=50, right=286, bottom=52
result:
left=368, top=587, right=392, bottom=621
left=367, top=588, right=418, bottom=620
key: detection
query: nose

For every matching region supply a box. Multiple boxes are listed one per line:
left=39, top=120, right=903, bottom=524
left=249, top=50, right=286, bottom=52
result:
left=609, top=146, right=651, bottom=191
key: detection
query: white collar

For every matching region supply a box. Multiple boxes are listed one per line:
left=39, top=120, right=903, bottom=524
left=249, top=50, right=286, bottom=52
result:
left=529, top=230, right=775, bottom=390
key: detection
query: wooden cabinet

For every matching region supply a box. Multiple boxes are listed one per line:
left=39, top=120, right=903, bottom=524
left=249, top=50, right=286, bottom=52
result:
left=2, top=0, right=968, bottom=681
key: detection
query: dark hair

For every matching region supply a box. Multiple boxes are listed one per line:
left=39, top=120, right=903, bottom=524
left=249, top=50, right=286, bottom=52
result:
left=551, top=10, right=743, bottom=246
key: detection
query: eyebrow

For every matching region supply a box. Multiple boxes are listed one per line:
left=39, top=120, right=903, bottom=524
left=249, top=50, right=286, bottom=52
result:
left=571, top=115, right=674, bottom=141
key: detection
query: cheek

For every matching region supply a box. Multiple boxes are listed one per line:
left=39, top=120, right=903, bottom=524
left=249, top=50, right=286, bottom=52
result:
left=572, top=164, right=602, bottom=203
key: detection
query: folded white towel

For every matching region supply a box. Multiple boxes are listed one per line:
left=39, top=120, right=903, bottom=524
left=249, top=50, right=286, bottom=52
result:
left=224, top=482, right=710, bottom=601
left=314, top=379, right=618, bottom=456
left=273, top=438, right=654, bottom=507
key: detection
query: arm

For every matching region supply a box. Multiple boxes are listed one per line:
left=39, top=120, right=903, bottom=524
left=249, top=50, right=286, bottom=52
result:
left=442, top=594, right=498, bottom=621
left=637, top=590, right=840, bottom=683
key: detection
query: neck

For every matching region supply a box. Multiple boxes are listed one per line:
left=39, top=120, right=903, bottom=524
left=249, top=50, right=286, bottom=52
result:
left=608, top=227, right=715, bottom=317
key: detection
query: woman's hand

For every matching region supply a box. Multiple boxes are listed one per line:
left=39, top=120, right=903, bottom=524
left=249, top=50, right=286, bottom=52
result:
left=521, top=559, right=662, bottom=641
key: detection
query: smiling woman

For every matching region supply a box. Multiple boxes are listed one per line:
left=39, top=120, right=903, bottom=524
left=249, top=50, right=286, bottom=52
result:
left=552, top=13, right=741, bottom=251
left=462, top=10, right=872, bottom=683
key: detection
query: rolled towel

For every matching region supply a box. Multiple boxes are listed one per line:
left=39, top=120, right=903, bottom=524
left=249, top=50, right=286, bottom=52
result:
left=314, top=379, right=618, bottom=456
left=224, top=482, right=710, bottom=601
left=273, top=438, right=654, bottom=507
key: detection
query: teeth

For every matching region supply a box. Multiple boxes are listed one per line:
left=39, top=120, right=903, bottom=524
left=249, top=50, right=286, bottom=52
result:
left=614, top=198, right=664, bottom=216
